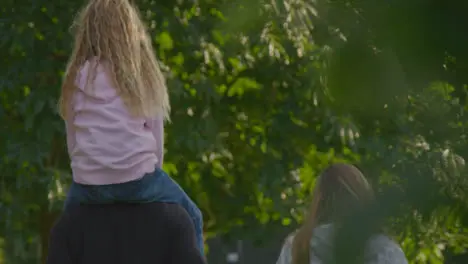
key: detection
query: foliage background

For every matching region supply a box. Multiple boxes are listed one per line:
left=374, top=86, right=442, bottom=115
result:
left=1, top=0, right=468, bottom=263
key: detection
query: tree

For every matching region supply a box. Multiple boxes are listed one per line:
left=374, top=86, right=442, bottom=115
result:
left=1, top=0, right=467, bottom=263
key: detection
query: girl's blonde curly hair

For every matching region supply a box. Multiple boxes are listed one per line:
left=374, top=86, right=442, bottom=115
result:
left=59, top=0, right=170, bottom=120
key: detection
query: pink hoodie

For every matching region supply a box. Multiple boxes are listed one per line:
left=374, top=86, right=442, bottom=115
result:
left=66, top=60, right=164, bottom=185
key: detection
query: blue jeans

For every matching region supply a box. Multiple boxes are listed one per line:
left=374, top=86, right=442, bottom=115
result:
left=65, top=168, right=204, bottom=255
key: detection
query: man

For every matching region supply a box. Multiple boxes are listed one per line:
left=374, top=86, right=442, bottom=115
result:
left=46, top=202, right=205, bottom=264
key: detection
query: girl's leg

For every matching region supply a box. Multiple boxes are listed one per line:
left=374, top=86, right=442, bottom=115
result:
left=150, top=169, right=205, bottom=255
left=64, top=181, right=97, bottom=209
left=64, top=175, right=157, bottom=208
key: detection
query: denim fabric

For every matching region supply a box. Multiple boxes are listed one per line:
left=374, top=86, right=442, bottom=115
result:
left=65, top=168, right=204, bottom=255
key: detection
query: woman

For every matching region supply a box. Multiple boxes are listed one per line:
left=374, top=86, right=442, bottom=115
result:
left=276, top=163, right=408, bottom=264
left=46, top=202, right=205, bottom=264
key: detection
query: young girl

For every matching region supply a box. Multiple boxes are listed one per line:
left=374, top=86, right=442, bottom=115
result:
left=59, top=0, right=204, bottom=255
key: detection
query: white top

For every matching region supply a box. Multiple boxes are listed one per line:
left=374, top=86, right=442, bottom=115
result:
left=276, top=224, right=408, bottom=264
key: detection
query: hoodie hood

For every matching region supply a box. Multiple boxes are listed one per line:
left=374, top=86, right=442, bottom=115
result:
left=75, top=59, right=118, bottom=101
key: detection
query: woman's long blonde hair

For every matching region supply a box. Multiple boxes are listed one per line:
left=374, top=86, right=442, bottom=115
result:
left=291, top=163, right=374, bottom=264
left=59, top=0, right=170, bottom=120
